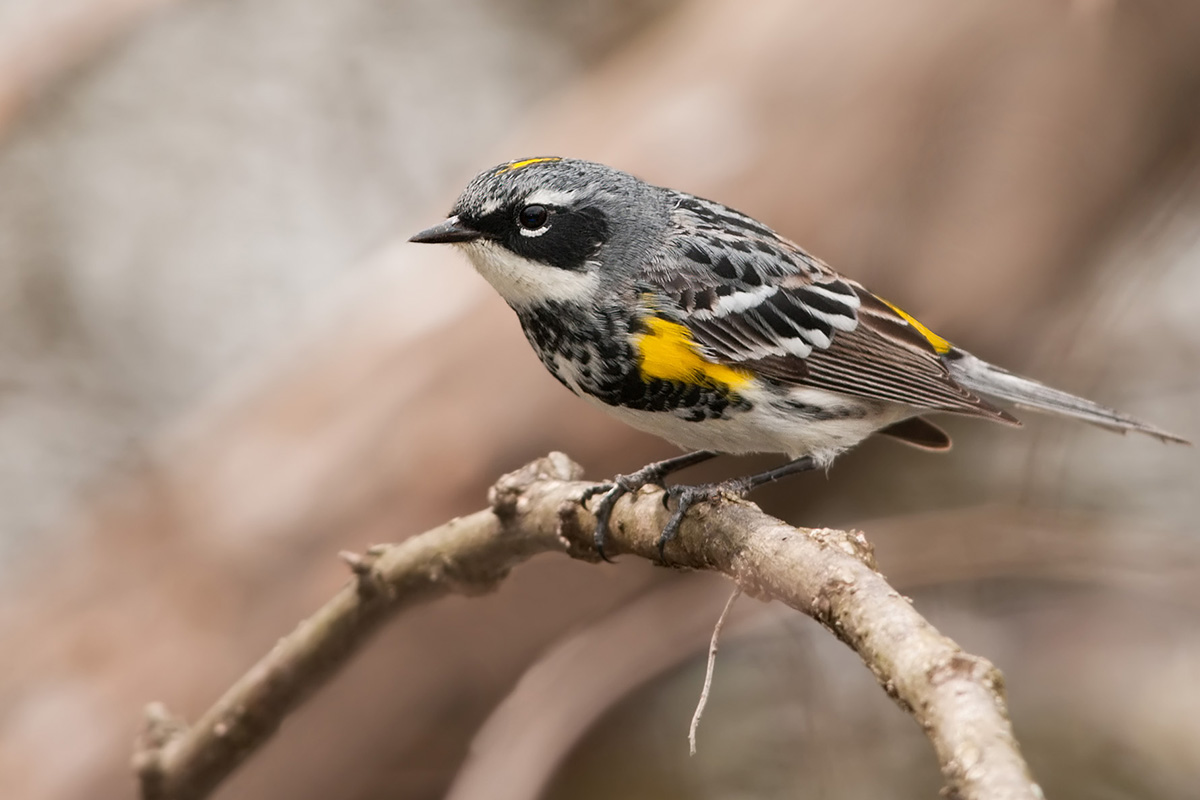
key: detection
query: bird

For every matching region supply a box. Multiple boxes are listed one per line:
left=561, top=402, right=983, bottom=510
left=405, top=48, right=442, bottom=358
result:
left=410, top=156, right=1188, bottom=559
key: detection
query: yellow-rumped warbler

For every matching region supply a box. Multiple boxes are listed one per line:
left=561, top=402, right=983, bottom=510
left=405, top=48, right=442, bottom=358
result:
left=411, top=156, right=1188, bottom=557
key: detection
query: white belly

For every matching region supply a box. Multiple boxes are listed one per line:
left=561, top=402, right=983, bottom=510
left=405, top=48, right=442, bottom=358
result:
left=581, top=384, right=906, bottom=466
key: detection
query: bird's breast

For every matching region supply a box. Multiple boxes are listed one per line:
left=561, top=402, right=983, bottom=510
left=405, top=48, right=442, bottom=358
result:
left=515, top=303, right=752, bottom=421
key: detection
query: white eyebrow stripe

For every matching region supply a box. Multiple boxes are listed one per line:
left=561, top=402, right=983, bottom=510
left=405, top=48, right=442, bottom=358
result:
left=477, top=199, right=503, bottom=216
left=524, top=188, right=579, bottom=207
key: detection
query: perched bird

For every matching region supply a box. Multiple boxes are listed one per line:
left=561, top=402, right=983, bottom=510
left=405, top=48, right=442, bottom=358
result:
left=411, top=157, right=1187, bottom=557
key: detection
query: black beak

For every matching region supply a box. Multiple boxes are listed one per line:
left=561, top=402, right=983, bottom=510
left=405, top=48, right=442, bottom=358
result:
left=409, top=215, right=481, bottom=244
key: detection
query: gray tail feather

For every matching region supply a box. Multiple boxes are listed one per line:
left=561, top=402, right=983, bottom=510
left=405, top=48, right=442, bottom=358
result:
left=946, top=351, right=1189, bottom=445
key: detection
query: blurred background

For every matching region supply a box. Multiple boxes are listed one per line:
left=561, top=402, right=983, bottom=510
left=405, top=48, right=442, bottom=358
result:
left=1, top=1, right=1198, bottom=798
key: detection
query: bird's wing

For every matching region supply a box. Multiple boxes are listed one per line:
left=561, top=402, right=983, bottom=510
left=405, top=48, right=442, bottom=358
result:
left=642, top=198, right=1015, bottom=422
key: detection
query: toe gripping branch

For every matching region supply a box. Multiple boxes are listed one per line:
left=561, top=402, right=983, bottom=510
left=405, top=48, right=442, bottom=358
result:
left=580, top=451, right=717, bottom=561
left=582, top=453, right=819, bottom=562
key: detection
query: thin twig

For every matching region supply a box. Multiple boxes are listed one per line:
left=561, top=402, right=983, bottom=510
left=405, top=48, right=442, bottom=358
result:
left=133, top=452, right=1042, bottom=800
left=689, top=586, right=740, bottom=755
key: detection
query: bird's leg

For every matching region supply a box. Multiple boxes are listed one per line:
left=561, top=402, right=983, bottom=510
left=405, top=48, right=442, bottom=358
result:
left=657, top=455, right=818, bottom=561
left=582, top=450, right=719, bottom=560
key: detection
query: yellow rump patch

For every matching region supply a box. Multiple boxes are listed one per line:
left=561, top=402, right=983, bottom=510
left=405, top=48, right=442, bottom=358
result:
left=494, top=156, right=562, bottom=175
left=878, top=297, right=953, bottom=354
left=635, top=316, right=752, bottom=390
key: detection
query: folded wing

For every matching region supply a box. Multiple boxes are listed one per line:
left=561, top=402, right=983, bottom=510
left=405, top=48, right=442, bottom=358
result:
left=644, top=226, right=1016, bottom=424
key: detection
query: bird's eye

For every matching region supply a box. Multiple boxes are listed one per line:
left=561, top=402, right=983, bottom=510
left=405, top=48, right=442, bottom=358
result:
left=518, top=204, right=549, bottom=230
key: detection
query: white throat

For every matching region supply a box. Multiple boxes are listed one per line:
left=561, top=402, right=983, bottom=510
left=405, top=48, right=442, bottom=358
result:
left=458, top=239, right=599, bottom=308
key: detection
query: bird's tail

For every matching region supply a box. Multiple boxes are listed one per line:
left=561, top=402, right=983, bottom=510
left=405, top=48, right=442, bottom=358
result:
left=945, top=351, right=1189, bottom=444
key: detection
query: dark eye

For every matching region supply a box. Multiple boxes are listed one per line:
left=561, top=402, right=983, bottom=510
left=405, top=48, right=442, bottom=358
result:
left=518, top=204, right=549, bottom=230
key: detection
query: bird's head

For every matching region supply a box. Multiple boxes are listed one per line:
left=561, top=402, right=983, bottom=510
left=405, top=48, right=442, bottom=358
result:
left=410, top=157, right=666, bottom=307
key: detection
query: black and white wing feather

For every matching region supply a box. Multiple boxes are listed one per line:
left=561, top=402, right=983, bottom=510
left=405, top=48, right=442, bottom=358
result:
left=644, top=193, right=1016, bottom=423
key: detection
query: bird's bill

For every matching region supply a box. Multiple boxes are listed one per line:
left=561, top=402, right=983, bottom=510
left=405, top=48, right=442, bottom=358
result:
left=409, top=216, right=481, bottom=244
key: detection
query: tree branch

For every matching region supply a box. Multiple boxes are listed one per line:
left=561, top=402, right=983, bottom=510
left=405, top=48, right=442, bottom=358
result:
left=133, top=452, right=1042, bottom=800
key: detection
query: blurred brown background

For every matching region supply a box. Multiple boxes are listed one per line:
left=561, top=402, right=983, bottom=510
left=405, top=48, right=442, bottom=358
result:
left=0, top=1, right=1198, bottom=799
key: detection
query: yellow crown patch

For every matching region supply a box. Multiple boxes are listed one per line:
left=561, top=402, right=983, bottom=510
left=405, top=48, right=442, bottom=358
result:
left=494, top=156, right=562, bottom=175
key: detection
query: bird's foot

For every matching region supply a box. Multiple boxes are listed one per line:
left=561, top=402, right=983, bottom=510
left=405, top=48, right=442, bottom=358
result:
left=581, top=451, right=717, bottom=561
left=656, top=455, right=820, bottom=562
left=655, top=479, right=751, bottom=562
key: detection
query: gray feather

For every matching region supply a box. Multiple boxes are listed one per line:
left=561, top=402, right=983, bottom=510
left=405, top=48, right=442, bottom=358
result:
left=946, top=351, right=1189, bottom=444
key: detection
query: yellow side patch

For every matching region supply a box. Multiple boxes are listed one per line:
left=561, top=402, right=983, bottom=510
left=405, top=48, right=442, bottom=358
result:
left=635, top=316, right=752, bottom=390
left=494, top=156, right=562, bottom=175
left=877, top=297, right=953, bottom=354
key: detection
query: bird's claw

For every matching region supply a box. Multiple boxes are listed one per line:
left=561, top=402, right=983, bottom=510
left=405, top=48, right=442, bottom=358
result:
left=579, top=451, right=723, bottom=562
left=656, top=479, right=751, bottom=561
left=581, top=462, right=677, bottom=560
left=580, top=481, right=621, bottom=562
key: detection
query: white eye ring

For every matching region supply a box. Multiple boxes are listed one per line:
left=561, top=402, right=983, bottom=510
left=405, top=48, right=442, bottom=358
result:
left=517, top=204, right=550, bottom=236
